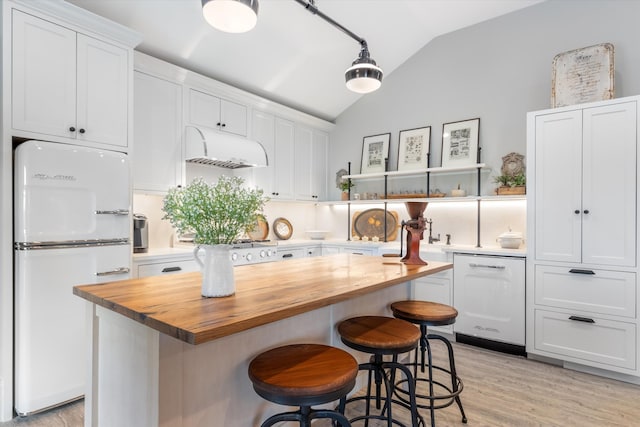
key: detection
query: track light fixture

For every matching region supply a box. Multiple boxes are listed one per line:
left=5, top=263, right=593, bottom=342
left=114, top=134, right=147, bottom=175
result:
left=201, top=0, right=259, bottom=33
left=201, top=0, right=383, bottom=93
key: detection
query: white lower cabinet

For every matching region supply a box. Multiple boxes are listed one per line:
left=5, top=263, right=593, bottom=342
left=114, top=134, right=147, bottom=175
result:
left=135, top=258, right=198, bottom=278
left=412, top=270, right=453, bottom=334
left=534, top=309, right=636, bottom=371
left=534, top=265, right=636, bottom=318
left=322, top=246, right=341, bottom=256
left=277, top=247, right=306, bottom=261
left=532, top=264, right=638, bottom=372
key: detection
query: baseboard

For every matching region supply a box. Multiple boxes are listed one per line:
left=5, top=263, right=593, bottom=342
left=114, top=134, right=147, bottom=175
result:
left=455, top=333, right=526, bottom=357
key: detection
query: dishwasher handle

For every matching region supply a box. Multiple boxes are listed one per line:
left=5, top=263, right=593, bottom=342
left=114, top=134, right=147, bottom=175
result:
left=468, top=262, right=506, bottom=270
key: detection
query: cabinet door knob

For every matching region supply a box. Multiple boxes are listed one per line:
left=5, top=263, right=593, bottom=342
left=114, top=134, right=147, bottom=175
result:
left=69, top=126, right=76, bottom=132
left=583, top=209, right=590, bottom=214
left=79, top=128, right=86, bottom=134
left=221, top=123, right=226, bottom=128
left=216, top=122, right=221, bottom=127
left=574, top=210, right=580, bottom=214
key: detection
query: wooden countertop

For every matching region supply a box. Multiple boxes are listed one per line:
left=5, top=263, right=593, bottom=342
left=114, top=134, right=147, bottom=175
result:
left=73, top=254, right=452, bottom=345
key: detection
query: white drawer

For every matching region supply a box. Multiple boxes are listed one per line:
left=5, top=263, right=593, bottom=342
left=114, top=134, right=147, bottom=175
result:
left=137, top=259, right=199, bottom=278
left=341, top=248, right=374, bottom=256
left=534, top=309, right=636, bottom=370
left=535, top=265, right=636, bottom=318
left=278, top=248, right=306, bottom=261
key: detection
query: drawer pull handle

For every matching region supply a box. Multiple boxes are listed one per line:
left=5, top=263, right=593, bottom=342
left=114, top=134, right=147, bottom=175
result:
left=569, top=269, right=595, bottom=275
left=96, top=267, right=130, bottom=277
left=161, top=266, right=182, bottom=273
left=352, top=252, right=364, bottom=255
left=468, top=263, right=505, bottom=269
left=282, top=253, right=293, bottom=258
left=569, top=315, right=595, bottom=324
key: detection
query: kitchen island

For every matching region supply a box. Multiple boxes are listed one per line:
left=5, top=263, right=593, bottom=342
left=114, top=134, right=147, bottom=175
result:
left=74, top=254, right=452, bottom=426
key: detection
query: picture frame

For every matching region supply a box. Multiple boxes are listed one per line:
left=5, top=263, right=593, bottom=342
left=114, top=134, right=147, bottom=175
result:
left=441, top=118, right=480, bottom=168
left=360, top=133, right=390, bottom=174
left=397, top=126, right=431, bottom=171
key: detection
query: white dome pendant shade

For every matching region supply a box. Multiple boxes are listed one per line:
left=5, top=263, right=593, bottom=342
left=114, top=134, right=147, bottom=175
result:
left=345, top=46, right=383, bottom=94
left=201, top=0, right=259, bottom=33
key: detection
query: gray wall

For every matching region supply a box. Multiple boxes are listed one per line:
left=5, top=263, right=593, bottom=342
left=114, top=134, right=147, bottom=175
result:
left=328, top=0, right=640, bottom=199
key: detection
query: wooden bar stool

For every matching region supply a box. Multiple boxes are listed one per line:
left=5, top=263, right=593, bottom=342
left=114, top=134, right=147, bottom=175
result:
left=390, top=300, right=467, bottom=426
left=248, top=343, right=357, bottom=427
left=337, top=316, right=424, bottom=427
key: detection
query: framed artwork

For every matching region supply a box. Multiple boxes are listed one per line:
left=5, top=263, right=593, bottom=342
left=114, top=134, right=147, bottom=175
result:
left=397, top=126, right=431, bottom=171
left=360, top=133, right=390, bottom=174
left=441, top=118, right=480, bottom=168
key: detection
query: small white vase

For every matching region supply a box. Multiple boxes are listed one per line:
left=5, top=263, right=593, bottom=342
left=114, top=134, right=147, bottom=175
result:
left=193, top=244, right=235, bottom=297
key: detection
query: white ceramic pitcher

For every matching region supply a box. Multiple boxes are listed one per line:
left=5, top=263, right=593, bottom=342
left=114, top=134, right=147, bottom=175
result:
left=194, top=244, right=235, bottom=297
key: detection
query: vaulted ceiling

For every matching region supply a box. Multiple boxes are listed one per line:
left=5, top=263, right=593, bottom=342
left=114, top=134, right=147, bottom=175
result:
left=68, top=0, right=544, bottom=122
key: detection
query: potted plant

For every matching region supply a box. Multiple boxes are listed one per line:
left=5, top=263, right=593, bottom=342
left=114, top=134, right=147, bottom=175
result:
left=494, top=173, right=526, bottom=195
left=162, top=176, right=267, bottom=297
left=339, top=179, right=355, bottom=201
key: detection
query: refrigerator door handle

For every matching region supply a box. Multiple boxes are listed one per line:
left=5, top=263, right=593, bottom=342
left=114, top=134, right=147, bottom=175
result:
left=95, top=209, right=130, bottom=216
left=96, top=267, right=130, bottom=277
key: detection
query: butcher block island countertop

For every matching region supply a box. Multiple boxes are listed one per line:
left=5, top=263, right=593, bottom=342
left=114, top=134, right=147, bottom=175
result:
left=73, top=254, right=452, bottom=345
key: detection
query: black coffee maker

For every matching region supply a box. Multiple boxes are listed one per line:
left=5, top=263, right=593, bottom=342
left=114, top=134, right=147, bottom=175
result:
left=133, top=213, right=148, bottom=253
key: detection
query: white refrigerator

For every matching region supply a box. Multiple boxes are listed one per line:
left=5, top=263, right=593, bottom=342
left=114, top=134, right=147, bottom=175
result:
left=14, top=140, right=131, bottom=416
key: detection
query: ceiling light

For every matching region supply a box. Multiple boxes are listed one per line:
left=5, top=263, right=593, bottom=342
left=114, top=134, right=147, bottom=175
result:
left=201, top=0, right=383, bottom=93
left=345, top=46, right=383, bottom=94
left=201, top=0, right=259, bottom=33
left=293, top=0, right=383, bottom=94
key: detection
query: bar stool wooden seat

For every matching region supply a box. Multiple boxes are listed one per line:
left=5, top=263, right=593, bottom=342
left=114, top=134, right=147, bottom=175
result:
left=337, top=316, right=424, bottom=427
left=390, top=300, right=467, bottom=426
left=248, top=343, right=357, bottom=427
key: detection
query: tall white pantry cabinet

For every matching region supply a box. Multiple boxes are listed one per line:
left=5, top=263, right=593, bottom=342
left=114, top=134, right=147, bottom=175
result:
left=526, top=96, right=640, bottom=381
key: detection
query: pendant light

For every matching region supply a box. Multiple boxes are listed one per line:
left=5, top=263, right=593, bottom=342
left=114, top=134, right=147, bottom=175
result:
left=201, top=0, right=382, bottom=93
left=345, top=45, right=383, bottom=94
left=201, top=0, right=259, bottom=33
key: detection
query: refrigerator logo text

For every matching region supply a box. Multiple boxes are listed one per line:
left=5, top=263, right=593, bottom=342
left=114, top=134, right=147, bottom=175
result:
left=32, top=173, right=77, bottom=181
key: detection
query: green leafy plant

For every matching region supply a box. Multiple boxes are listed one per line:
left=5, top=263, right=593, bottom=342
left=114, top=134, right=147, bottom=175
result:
left=162, top=176, right=267, bottom=245
left=494, top=173, right=526, bottom=188
left=339, top=179, right=355, bottom=192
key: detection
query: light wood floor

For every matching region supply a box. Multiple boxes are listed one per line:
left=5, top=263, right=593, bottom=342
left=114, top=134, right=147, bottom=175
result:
left=3, top=342, right=640, bottom=426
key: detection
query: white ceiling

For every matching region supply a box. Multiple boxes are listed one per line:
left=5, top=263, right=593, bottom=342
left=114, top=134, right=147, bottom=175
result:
left=67, top=0, right=543, bottom=122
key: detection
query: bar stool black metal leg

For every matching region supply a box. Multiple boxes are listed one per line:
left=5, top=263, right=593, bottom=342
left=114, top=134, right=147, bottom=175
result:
left=420, top=324, right=428, bottom=373
left=426, top=338, right=436, bottom=427
left=428, top=334, right=467, bottom=423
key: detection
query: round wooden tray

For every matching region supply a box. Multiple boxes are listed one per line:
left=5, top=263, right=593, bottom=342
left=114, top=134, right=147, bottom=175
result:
left=352, top=209, right=399, bottom=240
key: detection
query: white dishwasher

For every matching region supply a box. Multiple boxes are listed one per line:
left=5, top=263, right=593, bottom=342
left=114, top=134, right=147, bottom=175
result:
left=453, top=253, right=526, bottom=352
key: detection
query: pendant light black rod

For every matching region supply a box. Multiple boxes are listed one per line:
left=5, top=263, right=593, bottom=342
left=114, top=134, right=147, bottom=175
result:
left=293, top=0, right=368, bottom=49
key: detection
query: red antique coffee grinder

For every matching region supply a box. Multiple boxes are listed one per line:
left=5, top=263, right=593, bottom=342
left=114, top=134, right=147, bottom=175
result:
left=401, top=201, right=428, bottom=265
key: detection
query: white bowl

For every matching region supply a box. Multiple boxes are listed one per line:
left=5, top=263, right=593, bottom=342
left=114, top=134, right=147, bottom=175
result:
left=497, top=231, right=523, bottom=249
left=305, top=230, right=330, bottom=240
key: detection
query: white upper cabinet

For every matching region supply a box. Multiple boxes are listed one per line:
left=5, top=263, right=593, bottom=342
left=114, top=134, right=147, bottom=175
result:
left=294, top=125, right=314, bottom=200
left=187, top=89, right=247, bottom=137
left=133, top=71, right=183, bottom=193
left=251, top=110, right=276, bottom=195
left=12, top=10, right=129, bottom=148
left=294, top=125, right=328, bottom=201
left=76, top=34, right=129, bottom=147
left=272, top=117, right=295, bottom=200
left=311, top=130, right=328, bottom=201
left=533, top=101, right=637, bottom=267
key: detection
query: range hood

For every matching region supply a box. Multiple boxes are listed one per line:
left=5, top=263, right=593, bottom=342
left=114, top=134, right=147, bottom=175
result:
left=185, top=126, right=268, bottom=169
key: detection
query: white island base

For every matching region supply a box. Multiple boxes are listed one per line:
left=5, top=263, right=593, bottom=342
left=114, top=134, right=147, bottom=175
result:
left=84, top=283, right=411, bottom=427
